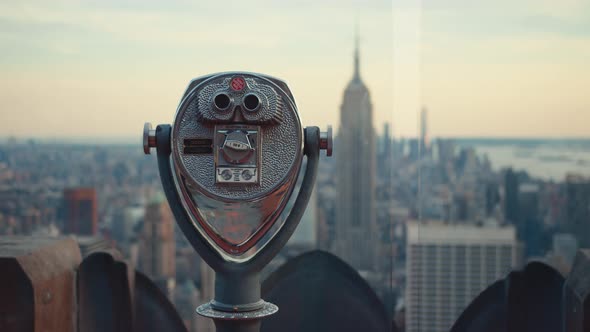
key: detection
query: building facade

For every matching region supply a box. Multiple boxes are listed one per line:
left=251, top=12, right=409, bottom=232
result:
left=565, top=174, right=590, bottom=248
left=139, top=193, right=176, bottom=280
left=420, top=107, right=429, bottom=156
left=63, top=188, right=98, bottom=235
left=333, top=34, right=377, bottom=272
left=405, top=222, right=519, bottom=332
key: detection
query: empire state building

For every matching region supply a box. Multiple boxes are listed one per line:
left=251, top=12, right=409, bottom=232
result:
left=333, top=35, right=377, bottom=272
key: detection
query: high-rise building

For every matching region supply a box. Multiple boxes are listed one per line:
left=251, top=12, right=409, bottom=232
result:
left=378, top=123, right=393, bottom=183
left=565, top=174, right=590, bottom=248
left=504, top=168, right=519, bottom=224
left=518, top=184, right=539, bottom=223
left=406, top=221, right=519, bottom=332
left=316, top=180, right=336, bottom=252
left=383, top=123, right=392, bottom=154
left=139, top=193, right=176, bottom=280
left=484, top=182, right=500, bottom=216
left=63, top=188, right=98, bottom=235
left=420, top=107, right=429, bottom=155
left=112, top=205, right=143, bottom=247
left=436, top=139, right=455, bottom=167
left=518, top=183, right=543, bottom=256
left=552, top=233, right=578, bottom=266
left=408, top=138, right=420, bottom=161
left=333, top=31, right=377, bottom=272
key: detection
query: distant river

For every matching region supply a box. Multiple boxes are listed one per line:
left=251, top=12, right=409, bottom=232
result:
left=455, top=139, right=590, bottom=181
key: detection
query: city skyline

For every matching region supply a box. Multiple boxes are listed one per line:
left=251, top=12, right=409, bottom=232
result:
left=1, top=1, right=589, bottom=330
left=1, top=101, right=588, bottom=330
left=1, top=0, right=589, bottom=139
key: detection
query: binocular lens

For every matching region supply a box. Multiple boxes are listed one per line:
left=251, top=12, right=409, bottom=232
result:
left=214, top=93, right=231, bottom=111
left=243, top=94, right=260, bottom=112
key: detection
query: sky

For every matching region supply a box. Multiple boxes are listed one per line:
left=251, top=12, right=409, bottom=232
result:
left=0, top=0, right=588, bottom=141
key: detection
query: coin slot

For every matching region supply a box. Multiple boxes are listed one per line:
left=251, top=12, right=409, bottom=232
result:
left=183, top=138, right=213, bottom=154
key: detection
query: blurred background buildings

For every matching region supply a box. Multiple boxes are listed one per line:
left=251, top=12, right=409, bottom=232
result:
left=0, top=25, right=589, bottom=332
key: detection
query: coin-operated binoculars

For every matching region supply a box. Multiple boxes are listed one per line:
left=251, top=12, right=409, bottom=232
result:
left=143, top=72, right=332, bottom=332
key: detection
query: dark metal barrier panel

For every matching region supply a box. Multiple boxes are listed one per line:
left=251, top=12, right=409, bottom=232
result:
left=563, top=249, right=590, bottom=332
left=0, top=259, right=34, bottom=331
left=451, top=261, right=565, bottom=332
left=3, top=236, right=589, bottom=331
left=452, top=250, right=590, bottom=332
left=78, top=252, right=134, bottom=332
left=0, top=237, right=81, bottom=332
left=133, top=271, right=188, bottom=332
left=261, top=250, right=391, bottom=332
left=0, top=236, right=187, bottom=332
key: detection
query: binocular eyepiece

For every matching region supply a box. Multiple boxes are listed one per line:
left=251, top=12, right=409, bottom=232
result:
left=212, top=91, right=261, bottom=113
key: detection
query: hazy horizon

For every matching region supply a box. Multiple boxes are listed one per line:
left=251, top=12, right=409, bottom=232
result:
left=2, top=135, right=590, bottom=146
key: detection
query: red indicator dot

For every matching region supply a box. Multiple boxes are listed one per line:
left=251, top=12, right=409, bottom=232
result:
left=230, top=76, right=246, bottom=91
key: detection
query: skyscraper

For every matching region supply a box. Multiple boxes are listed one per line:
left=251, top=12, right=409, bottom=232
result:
left=565, top=174, right=590, bottom=248
left=63, top=188, right=98, bottom=235
left=504, top=168, right=519, bottom=224
left=139, top=193, right=176, bottom=280
left=405, top=222, right=519, bottom=332
left=378, top=123, right=393, bottom=183
left=420, top=107, right=429, bottom=155
left=333, top=31, right=377, bottom=272
left=518, top=183, right=543, bottom=256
